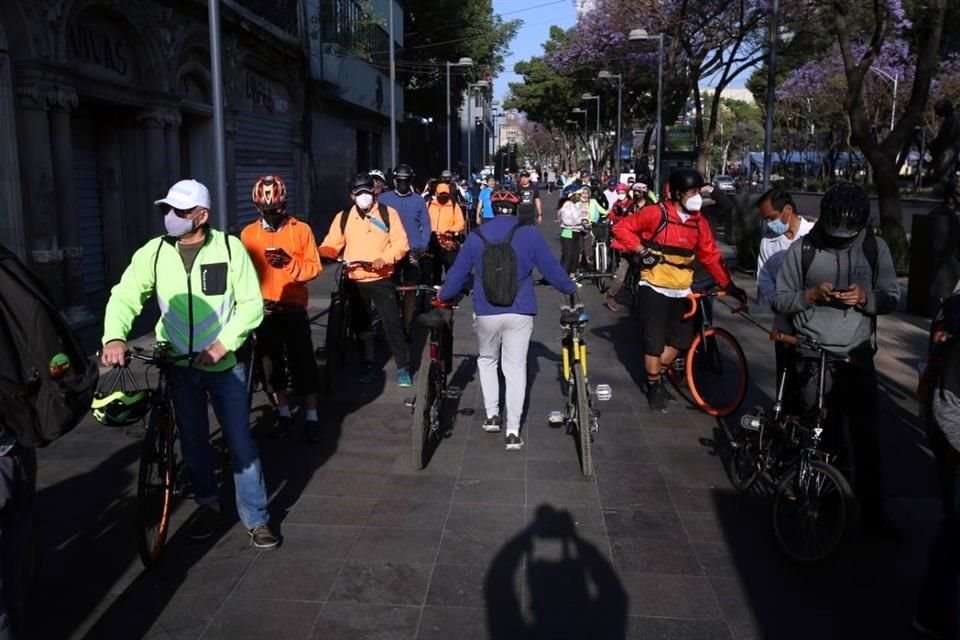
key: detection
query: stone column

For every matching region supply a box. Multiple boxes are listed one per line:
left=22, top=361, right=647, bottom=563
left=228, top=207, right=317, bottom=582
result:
left=138, top=108, right=170, bottom=236
left=48, top=85, right=88, bottom=319
left=165, top=110, right=182, bottom=184
left=0, top=53, right=26, bottom=260
left=16, top=83, right=63, bottom=300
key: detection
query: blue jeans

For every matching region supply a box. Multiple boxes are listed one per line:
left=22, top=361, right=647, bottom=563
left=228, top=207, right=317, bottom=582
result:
left=168, top=364, right=269, bottom=529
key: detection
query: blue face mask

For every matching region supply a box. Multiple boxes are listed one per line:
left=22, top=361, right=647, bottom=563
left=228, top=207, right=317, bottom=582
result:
left=766, top=217, right=789, bottom=235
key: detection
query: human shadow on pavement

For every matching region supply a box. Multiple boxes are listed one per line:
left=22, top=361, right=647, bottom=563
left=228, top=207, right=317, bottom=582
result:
left=484, top=505, right=628, bottom=640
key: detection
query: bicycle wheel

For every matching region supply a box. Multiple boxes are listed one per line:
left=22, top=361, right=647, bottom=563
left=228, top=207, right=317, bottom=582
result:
left=729, top=427, right=763, bottom=492
left=686, top=327, right=748, bottom=417
left=573, top=362, right=593, bottom=477
left=411, top=341, right=440, bottom=470
left=772, top=459, right=856, bottom=564
left=324, top=293, right=345, bottom=373
left=136, top=409, right=176, bottom=568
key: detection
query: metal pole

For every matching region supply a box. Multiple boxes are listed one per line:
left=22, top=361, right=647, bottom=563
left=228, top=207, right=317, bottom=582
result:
left=389, top=0, right=396, bottom=169
left=208, top=0, right=227, bottom=229
left=446, top=61, right=451, bottom=172
left=891, top=73, right=898, bottom=132
left=762, top=0, right=779, bottom=190
left=655, top=35, right=664, bottom=195
left=594, top=97, right=600, bottom=173
left=467, top=89, right=472, bottom=179
left=615, top=76, right=622, bottom=180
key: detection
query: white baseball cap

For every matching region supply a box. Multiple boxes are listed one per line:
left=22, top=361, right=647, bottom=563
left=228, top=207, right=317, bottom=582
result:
left=154, top=179, right=211, bottom=210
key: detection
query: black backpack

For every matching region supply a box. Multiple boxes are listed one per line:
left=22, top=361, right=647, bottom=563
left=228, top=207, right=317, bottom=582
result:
left=0, top=245, right=99, bottom=447
left=476, top=222, right=521, bottom=306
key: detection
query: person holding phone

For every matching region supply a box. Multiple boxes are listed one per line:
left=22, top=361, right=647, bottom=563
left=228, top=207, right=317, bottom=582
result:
left=241, top=175, right=322, bottom=441
left=773, top=182, right=900, bottom=532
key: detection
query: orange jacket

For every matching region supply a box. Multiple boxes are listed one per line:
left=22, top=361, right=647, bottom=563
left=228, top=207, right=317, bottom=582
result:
left=241, top=216, right=321, bottom=308
left=427, top=200, right=466, bottom=236
left=319, top=204, right=409, bottom=282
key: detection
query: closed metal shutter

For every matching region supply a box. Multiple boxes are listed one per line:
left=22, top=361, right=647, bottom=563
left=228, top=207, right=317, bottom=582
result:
left=235, top=112, right=298, bottom=228
left=72, top=121, right=106, bottom=294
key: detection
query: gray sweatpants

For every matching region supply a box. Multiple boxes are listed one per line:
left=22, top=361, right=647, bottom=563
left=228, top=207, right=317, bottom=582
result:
left=474, top=313, right=535, bottom=435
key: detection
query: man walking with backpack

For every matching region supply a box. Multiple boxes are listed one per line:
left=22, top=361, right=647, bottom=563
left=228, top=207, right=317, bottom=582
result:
left=772, top=182, right=900, bottom=530
left=100, top=179, right=279, bottom=549
left=438, top=191, right=576, bottom=451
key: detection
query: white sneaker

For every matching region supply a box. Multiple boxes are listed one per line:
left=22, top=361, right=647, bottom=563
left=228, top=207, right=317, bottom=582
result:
left=505, top=433, right=524, bottom=451
left=482, top=415, right=502, bottom=433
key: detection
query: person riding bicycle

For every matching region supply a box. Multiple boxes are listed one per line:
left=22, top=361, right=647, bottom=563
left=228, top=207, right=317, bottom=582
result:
left=100, top=179, right=278, bottom=549
left=318, top=173, right=413, bottom=387
left=379, top=164, right=432, bottom=327
left=438, top=190, right=575, bottom=451
left=240, top=175, right=322, bottom=442
left=612, top=168, right=747, bottom=413
left=772, top=182, right=900, bottom=531
left=427, top=182, right=466, bottom=282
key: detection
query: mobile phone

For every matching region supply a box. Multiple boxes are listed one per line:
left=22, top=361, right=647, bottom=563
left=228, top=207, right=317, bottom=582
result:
left=265, top=247, right=279, bottom=253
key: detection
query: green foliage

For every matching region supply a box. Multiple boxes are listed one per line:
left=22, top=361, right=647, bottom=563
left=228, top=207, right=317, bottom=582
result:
left=503, top=28, right=582, bottom=128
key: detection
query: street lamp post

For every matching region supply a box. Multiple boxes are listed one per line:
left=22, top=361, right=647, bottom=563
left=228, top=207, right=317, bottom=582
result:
left=446, top=57, right=473, bottom=173
left=762, top=0, right=780, bottom=190
left=466, top=80, right=490, bottom=181
left=598, top=71, right=623, bottom=180
left=629, top=29, right=664, bottom=193
left=581, top=93, right=601, bottom=172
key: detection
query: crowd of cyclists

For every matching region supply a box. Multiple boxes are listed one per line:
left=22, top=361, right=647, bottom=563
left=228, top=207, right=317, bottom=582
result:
left=77, top=150, right=960, bottom=635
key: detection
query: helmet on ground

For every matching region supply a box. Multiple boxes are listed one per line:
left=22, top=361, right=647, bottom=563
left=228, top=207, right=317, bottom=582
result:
left=819, top=182, right=870, bottom=239
left=369, top=169, right=386, bottom=182
left=491, top=189, right=520, bottom=215
left=668, top=168, right=704, bottom=200
left=394, top=164, right=415, bottom=180
left=251, top=175, right=288, bottom=212
left=91, top=389, right=151, bottom=427
left=350, top=173, right=375, bottom=194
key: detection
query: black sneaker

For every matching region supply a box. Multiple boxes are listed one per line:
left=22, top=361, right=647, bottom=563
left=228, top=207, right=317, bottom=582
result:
left=482, top=415, right=502, bottom=433
left=187, top=505, right=223, bottom=540
left=270, top=415, right=293, bottom=438
left=505, top=433, right=524, bottom=451
left=248, top=524, right=280, bottom=550
left=304, top=419, right=321, bottom=443
left=647, top=378, right=668, bottom=413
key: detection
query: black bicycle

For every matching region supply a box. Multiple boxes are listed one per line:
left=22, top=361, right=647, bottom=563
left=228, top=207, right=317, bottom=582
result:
left=398, top=285, right=458, bottom=469
left=127, top=343, right=194, bottom=568
left=316, top=260, right=372, bottom=392
left=728, top=331, right=859, bottom=564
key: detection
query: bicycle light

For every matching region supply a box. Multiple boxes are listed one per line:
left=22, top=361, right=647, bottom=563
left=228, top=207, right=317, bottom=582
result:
left=595, top=384, right=612, bottom=401
left=740, top=415, right=763, bottom=431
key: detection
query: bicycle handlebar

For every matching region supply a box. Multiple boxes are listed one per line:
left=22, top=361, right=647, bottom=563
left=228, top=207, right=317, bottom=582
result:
left=768, top=331, right=852, bottom=363
left=124, top=345, right=196, bottom=367
left=683, top=290, right=727, bottom=320
left=573, top=272, right=609, bottom=282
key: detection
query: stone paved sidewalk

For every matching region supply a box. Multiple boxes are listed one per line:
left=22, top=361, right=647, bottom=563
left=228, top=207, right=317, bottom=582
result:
left=31, top=193, right=939, bottom=639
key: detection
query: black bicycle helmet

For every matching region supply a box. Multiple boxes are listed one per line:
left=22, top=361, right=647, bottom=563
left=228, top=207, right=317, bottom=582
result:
left=668, top=168, right=704, bottom=200
left=819, top=182, right=870, bottom=239
left=350, top=173, right=375, bottom=194
left=394, top=164, right=414, bottom=180
left=440, top=169, right=453, bottom=181
left=91, top=367, right=151, bottom=427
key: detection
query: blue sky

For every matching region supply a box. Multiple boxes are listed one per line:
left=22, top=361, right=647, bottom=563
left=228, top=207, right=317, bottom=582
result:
left=492, top=0, right=577, bottom=104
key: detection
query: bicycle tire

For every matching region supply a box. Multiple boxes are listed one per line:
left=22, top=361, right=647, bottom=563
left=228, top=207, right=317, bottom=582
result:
left=729, top=428, right=762, bottom=492
left=686, top=327, right=748, bottom=417
left=573, top=362, right=593, bottom=477
left=772, top=459, right=857, bottom=564
left=324, top=292, right=346, bottom=373
left=411, top=341, right=439, bottom=470
left=136, top=410, right=176, bottom=568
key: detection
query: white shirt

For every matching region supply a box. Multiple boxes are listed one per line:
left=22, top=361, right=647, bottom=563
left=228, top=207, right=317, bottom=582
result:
left=603, top=189, right=618, bottom=208
left=757, top=217, right=815, bottom=330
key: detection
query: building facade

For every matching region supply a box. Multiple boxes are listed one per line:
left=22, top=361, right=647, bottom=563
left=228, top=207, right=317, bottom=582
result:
left=0, top=0, right=306, bottom=324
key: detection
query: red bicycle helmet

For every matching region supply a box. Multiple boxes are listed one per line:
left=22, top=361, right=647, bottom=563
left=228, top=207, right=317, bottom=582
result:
left=491, top=189, right=520, bottom=215
left=252, top=175, right=288, bottom=212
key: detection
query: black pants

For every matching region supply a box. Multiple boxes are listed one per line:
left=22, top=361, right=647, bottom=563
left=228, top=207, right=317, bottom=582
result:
left=354, top=278, right=410, bottom=370
left=0, top=445, right=36, bottom=640
left=795, top=344, right=883, bottom=516
left=560, top=233, right=583, bottom=274
left=432, top=247, right=459, bottom=284
left=255, top=308, right=319, bottom=396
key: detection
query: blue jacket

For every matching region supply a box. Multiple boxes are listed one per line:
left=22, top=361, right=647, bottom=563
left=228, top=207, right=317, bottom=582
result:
left=379, top=190, right=431, bottom=251
left=440, top=215, right=576, bottom=316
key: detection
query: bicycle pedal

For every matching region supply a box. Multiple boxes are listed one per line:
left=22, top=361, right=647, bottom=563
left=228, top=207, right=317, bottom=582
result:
left=443, top=386, right=463, bottom=399
left=595, top=384, right=612, bottom=401
left=547, top=411, right=565, bottom=425
left=403, top=398, right=416, bottom=409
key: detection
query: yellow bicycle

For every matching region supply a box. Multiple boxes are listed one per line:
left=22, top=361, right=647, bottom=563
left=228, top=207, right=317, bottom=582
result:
left=549, top=286, right=612, bottom=477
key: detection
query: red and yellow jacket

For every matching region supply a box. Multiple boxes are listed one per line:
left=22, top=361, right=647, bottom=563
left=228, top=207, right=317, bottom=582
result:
left=241, top=216, right=321, bottom=308
left=611, top=200, right=731, bottom=290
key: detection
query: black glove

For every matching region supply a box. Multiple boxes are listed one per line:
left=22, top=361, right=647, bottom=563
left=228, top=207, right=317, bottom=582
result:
left=726, top=282, right=748, bottom=306
left=638, top=249, right=659, bottom=269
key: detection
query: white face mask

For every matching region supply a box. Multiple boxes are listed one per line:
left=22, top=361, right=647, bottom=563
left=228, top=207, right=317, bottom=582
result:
left=355, top=193, right=374, bottom=210
left=164, top=209, right=196, bottom=237
left=683, top=194, right=703, bottom=212
left=617, top=193, right=627, bottom=201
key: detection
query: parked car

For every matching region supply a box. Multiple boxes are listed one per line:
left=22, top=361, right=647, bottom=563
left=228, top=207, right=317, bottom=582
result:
left=713, top=175, right=737, bottom=192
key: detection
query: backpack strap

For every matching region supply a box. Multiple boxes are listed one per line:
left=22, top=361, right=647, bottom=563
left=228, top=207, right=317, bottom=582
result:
left=339, top=209, right=349, bottom=236
left=800, top=234, right=816, bottom=285
left=378, top=203, right=391, bottom=231
left=475, top=226, right=491, bottom=247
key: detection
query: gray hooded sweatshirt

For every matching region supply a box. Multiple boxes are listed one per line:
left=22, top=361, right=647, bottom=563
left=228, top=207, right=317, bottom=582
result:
left=772, top=229, right=900, bottom=354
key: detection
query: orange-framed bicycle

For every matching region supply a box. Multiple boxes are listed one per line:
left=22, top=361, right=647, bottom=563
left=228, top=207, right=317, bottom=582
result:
left=664, top=289, right=748, bottom=417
